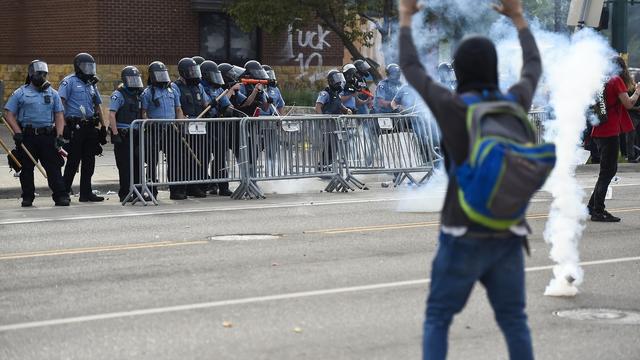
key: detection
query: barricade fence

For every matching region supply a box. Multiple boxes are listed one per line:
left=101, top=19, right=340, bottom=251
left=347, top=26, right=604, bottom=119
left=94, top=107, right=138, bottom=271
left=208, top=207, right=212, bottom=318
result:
left=337, top=113, right=442, bottom=189
left=124, top=110, right=548, bottom=205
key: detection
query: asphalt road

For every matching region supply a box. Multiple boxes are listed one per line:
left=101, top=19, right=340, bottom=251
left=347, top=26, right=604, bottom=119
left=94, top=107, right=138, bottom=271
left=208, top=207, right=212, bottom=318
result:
left=0, top=171, right=639, bottom=360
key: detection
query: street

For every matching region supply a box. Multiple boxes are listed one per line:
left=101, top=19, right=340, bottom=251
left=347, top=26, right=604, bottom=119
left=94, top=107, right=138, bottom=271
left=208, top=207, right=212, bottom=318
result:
left=0, top=168, right=639, bottom=360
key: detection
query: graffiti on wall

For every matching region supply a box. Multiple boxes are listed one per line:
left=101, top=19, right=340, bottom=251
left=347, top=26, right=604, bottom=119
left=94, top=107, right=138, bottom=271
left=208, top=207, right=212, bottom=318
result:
left=283, top=24, right=332, bottom=81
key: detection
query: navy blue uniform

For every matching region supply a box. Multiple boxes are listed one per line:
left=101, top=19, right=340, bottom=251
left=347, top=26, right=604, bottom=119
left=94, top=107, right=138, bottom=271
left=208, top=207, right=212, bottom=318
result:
left=109, top=87, right=142, bottom=201
left=58, top=74, right=103, bottom=199
left=4, top=84, right=67, bottom=203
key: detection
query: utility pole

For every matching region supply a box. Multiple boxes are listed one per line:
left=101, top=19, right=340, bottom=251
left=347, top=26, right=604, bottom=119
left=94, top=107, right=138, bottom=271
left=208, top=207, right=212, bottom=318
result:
left=611, top=0, right=629, bottom=59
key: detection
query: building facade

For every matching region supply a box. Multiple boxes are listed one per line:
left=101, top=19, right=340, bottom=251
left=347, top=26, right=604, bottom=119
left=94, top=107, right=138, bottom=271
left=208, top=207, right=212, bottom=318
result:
left=0, top=0, right=346, bottom=102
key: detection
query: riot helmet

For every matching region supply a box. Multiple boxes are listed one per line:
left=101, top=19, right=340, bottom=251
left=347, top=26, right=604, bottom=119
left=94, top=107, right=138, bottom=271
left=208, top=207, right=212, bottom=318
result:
left=74, top=52, right=98, bottom=83
left=192, top=56, right=206, bottom=66
left=121, top=66, right=144, bottom=91
left=353, top=59, right=371, bottom=76
left=201, top=60, right=225, bottom=88
left=327, top=70, right=346, bottom=92
left=243, top=60, right=269, bottom=80
left=386, top=63, right=401, bottom=82
left=342, top=64, right=357, bottom=82
left=219, top=63, right=246, bottom=85
left=148, top=61, right=171, bottom=88
left=26, top=60, right=51, bottom=91
left=178, top=57, right=202, bottom=85
left=262, top=65, right=277, bottom=86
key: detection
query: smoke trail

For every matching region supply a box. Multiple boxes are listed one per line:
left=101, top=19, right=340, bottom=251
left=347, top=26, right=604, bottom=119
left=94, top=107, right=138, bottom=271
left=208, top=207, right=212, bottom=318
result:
left=541, top=29, right=614, bottom=296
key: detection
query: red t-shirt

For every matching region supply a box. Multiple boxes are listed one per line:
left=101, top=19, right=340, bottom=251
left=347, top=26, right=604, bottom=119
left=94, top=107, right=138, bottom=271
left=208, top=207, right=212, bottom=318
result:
left=592, top=76, right=634, bottom=138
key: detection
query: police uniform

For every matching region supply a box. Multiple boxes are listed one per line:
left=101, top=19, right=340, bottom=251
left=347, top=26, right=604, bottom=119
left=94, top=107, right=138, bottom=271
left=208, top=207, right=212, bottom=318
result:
left=316, top=87, right=344, bottom=168
left=374, top=78, right=402, bottom=114
left=172, top=80, right=212, bottom=196
left=340, top=89, right=357, bottom=113
left=266, top=86, right=285, bottom=114
left=58, top=74, right=103, bottom=199
left=4, top=84, right=67, bottom=203
left=392, top=86, right=439, bottom=162
left=109, top=87, right=142, bottom=201
left=202, top=85, right=234, bottom=194
left=141, top=85, right=181, bottom=197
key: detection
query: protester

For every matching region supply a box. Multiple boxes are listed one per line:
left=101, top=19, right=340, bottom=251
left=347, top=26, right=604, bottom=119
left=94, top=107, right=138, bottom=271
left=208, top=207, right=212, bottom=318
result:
left=399, top=0, right=542, bottom=359
left=588, top=56, right=639, bottom=222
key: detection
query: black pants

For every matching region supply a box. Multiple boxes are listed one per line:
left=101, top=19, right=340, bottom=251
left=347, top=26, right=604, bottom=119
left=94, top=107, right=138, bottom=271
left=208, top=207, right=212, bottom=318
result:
left=113, top=131, right=141, bottom=200
left=588, top=136, right=619, bottom=213
left=19, top=134, right=67, bottom=201
left=63, top=125, right=99, bottom=197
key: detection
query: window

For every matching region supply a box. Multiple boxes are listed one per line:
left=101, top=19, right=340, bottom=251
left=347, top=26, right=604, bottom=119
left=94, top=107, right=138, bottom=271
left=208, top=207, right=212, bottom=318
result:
left=199, top=13, right=260, bottom=65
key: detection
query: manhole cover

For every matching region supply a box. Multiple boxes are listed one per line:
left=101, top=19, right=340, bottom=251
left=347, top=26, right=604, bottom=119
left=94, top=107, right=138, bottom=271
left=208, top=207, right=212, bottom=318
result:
left=554, top=309, right=640, bottom=324
left=208, top=234, right=283, bottom=241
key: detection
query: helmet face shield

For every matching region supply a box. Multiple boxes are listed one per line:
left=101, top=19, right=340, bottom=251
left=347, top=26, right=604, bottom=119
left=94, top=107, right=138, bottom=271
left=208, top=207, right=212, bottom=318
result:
left=153, top=70, right=171, bottom=83
left=328, top=72, right=346, bottom=90
left=31, top=61, right=49, bottom=74
left=184, top=65, right=202, bottom=80
left=228, top=66, right=246, bottom=81
left=78, top=62, right=97, bottom=76
left=247, top=68, right=269, bottom=80
left=205, top=71, right=224, bottom=85
left=265, top=70, right=276, bottom=81
left=124, top=75, right=144, bottom=89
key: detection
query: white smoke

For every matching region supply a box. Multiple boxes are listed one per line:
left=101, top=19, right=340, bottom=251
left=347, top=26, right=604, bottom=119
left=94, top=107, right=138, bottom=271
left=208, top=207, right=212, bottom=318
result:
left=541, top=29, right=615, bottom=296
left=396, top=169, right=448, bottom=213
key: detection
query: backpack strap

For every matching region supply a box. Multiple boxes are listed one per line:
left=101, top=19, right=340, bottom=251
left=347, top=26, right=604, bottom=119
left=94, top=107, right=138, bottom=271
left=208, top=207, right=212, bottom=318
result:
left=460, top=90, right=517, bottom=105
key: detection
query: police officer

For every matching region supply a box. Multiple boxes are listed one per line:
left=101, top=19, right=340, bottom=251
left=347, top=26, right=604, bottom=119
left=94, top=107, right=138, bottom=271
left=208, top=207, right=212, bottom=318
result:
left=141, top=61, right=185, bottom=200
left=315, top=70, right=351, bottom=115
left=201, top=60, right=235, bottom=196
left=58, top=52, right=106, bottom=202
left=315, top=70, right=352, bottom=171
left=172, top=57, right=212, bottom=198
left=108, top=66, right=145, bottom=203
left=340, top=64, right=359, bottom=114
left=192, top=56, right=206, bottom=66
left=262, top=65, right=285, bottom=115
left=374, top=64, right=403, bottom=114
left=437, top=62, right=458, bottom=91
left=353, top=59, right=374, bottom=115
left=3, top=60, right=69, bottom=207
left=239, top=60, right=269, bottom=116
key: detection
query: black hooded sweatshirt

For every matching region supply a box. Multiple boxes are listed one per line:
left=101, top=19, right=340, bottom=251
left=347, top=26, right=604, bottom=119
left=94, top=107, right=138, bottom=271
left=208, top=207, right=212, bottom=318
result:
left=399, top=26, right=542, bottom=234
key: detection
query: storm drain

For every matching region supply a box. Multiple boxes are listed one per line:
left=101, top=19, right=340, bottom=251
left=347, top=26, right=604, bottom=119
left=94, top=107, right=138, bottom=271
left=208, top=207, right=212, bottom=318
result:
left=208, top=234, right=283, bottom=241
left=554, top=309, right=640, bottom=324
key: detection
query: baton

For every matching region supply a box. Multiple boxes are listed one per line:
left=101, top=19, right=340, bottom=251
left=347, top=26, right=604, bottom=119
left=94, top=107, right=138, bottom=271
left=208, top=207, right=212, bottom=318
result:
left=2, top=117, right=47, bottom=178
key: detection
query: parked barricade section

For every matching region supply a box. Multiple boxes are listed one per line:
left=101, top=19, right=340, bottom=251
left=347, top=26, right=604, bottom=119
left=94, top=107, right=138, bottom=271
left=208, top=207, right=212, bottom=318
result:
left=124, top=118, right=245, bottom=205
left=337, top=114, right=441, bottom=188
left=528, top=110, right=549, bottom=144
left=233, top=116, right=354, bottom=199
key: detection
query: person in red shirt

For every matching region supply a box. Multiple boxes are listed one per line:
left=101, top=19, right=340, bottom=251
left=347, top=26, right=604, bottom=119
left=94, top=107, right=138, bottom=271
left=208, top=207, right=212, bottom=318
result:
left=588, top=56, right=640, bottom=222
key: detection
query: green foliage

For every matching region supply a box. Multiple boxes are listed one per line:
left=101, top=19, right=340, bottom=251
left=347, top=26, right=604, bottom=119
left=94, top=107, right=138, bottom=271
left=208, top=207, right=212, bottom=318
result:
left=280, top=82, right=324, bottom=107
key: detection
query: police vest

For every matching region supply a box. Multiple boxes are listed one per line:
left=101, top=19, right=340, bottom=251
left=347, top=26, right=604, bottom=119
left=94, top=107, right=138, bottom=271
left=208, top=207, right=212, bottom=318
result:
left=176, top=80, right=205, bottom=117
left=322, top=88, right=343, bottom=115
left=115, top=87, right=141, bottom=125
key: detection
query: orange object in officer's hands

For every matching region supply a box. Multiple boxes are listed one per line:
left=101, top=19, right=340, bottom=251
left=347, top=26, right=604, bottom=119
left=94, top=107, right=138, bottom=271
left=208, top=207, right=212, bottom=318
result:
left=241, top=79, right=269, bottom=85
left=359, top=89, right=374, bottom=98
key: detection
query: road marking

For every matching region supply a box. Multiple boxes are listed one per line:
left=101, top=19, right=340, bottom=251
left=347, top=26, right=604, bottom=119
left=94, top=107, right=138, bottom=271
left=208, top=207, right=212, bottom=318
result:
left=0, top=255, right=639, bottom=332
left=0, top=240, right=208, bottom=260
left=306, top=207, right=640, bottom=234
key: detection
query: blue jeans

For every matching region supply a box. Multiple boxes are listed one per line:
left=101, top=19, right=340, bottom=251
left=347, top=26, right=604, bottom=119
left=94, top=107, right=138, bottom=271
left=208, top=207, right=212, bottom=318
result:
left=423, top=231, right=533, bottom=360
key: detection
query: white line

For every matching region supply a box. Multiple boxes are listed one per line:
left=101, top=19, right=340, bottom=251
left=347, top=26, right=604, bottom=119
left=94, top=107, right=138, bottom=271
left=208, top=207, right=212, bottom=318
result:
left=1, top=255, right=639, bottom=332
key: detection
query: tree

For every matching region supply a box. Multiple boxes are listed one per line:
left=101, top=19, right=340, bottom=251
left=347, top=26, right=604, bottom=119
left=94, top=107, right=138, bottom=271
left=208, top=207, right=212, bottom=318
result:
left=227, top=0, right=386, bottom=81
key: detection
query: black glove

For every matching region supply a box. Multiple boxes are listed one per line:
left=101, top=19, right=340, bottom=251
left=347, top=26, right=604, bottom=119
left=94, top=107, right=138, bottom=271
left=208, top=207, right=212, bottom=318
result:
left=55, top=136, right=67, bottom=150
left=98, top=126, right=108, bottom=145
left=13, top=133, right=23, bottom=147
left=267, top=96, right=274, bottom=104
left=111, top=133, right=123, bottom=144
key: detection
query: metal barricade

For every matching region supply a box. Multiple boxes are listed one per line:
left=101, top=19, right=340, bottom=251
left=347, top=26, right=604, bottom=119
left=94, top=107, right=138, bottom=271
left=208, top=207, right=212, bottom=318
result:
left=123, top=117, right=245, bottom=205
left=337, top=113, right=442, bottom=188
left=528, top=110, right=549, bottom=144
left=232, top=115, right=354, bottom=199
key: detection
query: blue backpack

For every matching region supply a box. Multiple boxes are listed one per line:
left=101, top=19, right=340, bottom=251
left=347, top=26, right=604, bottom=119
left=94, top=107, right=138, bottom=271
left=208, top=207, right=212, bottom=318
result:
left=455, top=91, right=556, bottom=230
